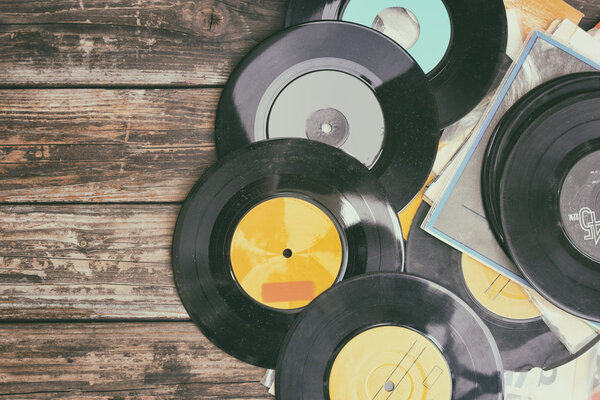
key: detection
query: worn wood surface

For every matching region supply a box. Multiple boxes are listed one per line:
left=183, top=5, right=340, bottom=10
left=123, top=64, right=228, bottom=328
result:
left=0, top=322, right=268, bottom=399
left=0, top=0, right=286, bottom=86
left=0, top=89, right=217, bottom=202
left=0, top=0, right=598, bottom=398
left=0, top=204, right=188, bottom=320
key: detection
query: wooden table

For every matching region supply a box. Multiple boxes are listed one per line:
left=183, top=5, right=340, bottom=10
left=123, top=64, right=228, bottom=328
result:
left=0, top=1, right=598, bottom=398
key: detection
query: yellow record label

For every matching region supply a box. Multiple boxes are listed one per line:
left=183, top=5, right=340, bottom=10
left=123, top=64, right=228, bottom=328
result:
left=461, top=254, right=540, bottom=320
left=329, top=326, right=452, bottom=400
left=230, top=197, right=343, bottom=310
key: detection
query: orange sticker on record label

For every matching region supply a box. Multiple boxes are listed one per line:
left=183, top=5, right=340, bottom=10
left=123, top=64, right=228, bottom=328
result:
left=261, top=281, right=315, bottom=303
left=230, top=197, right=343, bottom=310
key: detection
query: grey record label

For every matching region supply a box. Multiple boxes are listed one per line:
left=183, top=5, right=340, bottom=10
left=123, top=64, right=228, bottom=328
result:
left=267, top=70, right=385, bottom=168
left=559, top=150, right=600, bottom=262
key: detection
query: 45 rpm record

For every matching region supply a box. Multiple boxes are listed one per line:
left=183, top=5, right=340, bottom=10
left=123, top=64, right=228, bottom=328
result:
left=276, top=273, right=503, bottom=400
left=482, top=73, right=600, bottom=253
left=498, top=87, right=600, bottom=322
left=285, top=0, right=507, bottom=127
left=172, top=139, right=404, bottom=368
left=215, top=21, right=439, bottom=211
left=406, top=203, right=600, bottom=371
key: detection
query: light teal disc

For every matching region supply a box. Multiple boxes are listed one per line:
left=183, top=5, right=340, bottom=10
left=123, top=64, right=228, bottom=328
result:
left=342, top=0, right=452, bottom=74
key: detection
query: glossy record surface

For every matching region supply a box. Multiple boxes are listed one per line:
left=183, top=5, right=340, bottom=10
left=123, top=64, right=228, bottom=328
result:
left=482, top=73, right=600, bottom=252
left=276, top=273, right=503, bottom=399
left=285, top=0, right=507, bottom=127
left=215, top=21, right=439, bottom=211
left=172, top=139, right=404, bottom=368
left=500, top=91, right=600, bottom=322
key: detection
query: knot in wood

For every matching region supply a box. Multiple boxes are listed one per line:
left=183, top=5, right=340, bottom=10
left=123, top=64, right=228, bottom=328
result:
left=198, top=8, right=224, bottom=33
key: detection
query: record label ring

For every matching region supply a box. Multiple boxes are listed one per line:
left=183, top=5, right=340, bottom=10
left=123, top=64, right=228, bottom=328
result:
left=215, top=21, right=440, bottom=211
left=285, top=0, right=507, bottom=127
left=172, top=139, right=404, bottom=368
left=276, top=273, right=503, bottom=399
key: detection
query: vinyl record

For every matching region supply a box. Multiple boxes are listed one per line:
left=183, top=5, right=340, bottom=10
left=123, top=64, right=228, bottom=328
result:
left=215, top=21, right=439, bottom=211
left=406, top=203, right=600, bottom=371
left=482, top=73, right=600, bottom=252
left=285, top=0, right=507, bottom=127
left=276, top=273, right=503, bottom=400
left=498, top=86, right=600, bottom=322
left=172, top=139, right=404, bottom=368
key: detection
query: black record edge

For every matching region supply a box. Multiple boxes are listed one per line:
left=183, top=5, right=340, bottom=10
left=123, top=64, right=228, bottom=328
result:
left=215, top=21, right=439, bottom=212
left=406, top=203, right=600, bottom=371
left=482, top=72, right=600, bottom=253
left=172, top=138, right=404, bottom=369
left=499, top=91, right=600, bottom=322
left=284, top=0, right=507, bottom=127
left=275, top=273, right=504, bottom=400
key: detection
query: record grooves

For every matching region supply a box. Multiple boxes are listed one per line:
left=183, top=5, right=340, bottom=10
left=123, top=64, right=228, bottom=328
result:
left=276, top=273, right=503, bottom=400
left=172, top=139, right=404, bottom=369
left=215, top=21, right=439, bottom=211
left=482, top=72, right=600, bottom=322
left=285, top=0, right=508, bottom=127
left=482, top=73, right=600, bottom=252
left=406, top=203, right=600, bottom=371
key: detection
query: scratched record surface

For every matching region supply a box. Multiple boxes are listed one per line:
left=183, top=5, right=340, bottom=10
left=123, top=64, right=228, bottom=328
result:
left=497, top=84, right=600, bottom=322
left=406, top=204, right=600, bottom=371
left=285, top=0, right=507, bottom=127
left=172, top=139, right=404, bottom=369
left=276, top=273, right=503, bottom=399
left=215, top=21, right=439, bottom=211
left=482, top=73, right=600, bottom=253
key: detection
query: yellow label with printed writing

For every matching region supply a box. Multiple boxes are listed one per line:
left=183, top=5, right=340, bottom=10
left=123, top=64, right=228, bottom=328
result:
left=329, top=326, right=452, bottom=400
left=230, top=197, right=343, bottom=310
left=461, top=254, right=540, bottom=320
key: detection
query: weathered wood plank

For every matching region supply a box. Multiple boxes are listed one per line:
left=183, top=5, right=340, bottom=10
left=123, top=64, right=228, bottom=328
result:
left=0, top=204, right=190, bottom=319
left=0, top=0, right=595, bottom=87
left=0, top=322, right=270, bottom=399
left=0, top=0, right=286, bottom=86
left=0, top=89, right=217, bottom=202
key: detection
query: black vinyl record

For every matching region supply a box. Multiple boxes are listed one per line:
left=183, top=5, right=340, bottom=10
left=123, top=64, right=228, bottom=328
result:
left=480, top=73, right=600, bottom=321
left=482, top=73, right=600, bottom=252
left=498, top=89, right=600, bottom=322
left=285, top=0, right=507, bottom=127
left=215, top=21, right=439, bottom=212
left=172, top=139, right=404, bottom=369
left=406, top=203, right=600, bottom=371
left=276, top=273, right=503, bottom=400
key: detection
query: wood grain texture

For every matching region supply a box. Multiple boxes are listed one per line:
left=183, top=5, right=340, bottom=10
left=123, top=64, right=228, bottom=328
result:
left=0, top=322, right=269, bottom=399
left=0, top=0, right=285, bottom=86
left=0, top=204, right=189, bottom=319
left=0, top=89, right=217, bottom=202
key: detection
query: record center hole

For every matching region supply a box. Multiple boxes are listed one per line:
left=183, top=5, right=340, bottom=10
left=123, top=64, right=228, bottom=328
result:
left=384, top=381, right=395, bottom=392
left=283, top=248, right=293, bottom=258
left=321, top=123, right=333, bottom=134
left=372, top=7, right=420, bottom=50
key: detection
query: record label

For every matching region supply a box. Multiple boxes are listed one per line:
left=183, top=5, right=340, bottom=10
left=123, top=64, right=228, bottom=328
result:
left=328, top=326, right=452, bottom=400
left=461, top=254, right=540, bottom=320
left=267, top=70, right=385, bottom=168
left=230, top=196, right=345, bottom=310
left=215, top=21, right=440, bottom=211
left=173, top=139, right=404, bottom=368
left=559, top=150, right=600, bottom=262
left=341, top=0, right=452, bottom=74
